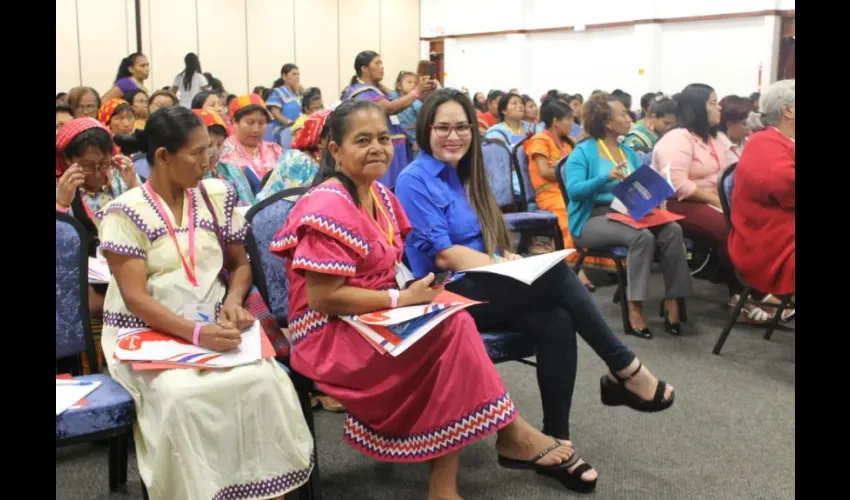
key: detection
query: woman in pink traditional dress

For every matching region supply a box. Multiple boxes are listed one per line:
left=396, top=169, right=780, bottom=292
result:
left=272, top=100, right=588, bottom=499
left=215, top=94, right=284, bottom=205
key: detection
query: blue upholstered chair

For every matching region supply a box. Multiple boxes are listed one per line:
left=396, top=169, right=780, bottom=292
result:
left=56, top=212, right=135, bottom=493
left=245, top=187, right=319, bottom=500
left=131, top=152, right=151, bottom=182
left=712, top=164, right=793, bottom=355
left=279, top=127, right=294, bottom=150
left=481, top=138, right=564, bottom=253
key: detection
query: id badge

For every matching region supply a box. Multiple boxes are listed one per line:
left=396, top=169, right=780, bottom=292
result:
left=184, top=303, right=217, bottom=323
left=394, top=262, right=415, bottom=290
left=389, top=115, right=401, bottom=126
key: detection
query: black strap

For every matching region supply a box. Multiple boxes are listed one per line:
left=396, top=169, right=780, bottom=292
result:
left=653, top=381, right=668, bottom=404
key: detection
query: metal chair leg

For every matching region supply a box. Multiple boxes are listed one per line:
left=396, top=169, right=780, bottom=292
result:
left=764, top=295, right=792, bottom=340
left=572, top=254, right=586, bottom=273
left=713, top=288, right=751, bottom=354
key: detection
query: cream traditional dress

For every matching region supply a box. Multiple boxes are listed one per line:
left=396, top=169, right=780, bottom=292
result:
left=95, top=179, right=314, bottom=500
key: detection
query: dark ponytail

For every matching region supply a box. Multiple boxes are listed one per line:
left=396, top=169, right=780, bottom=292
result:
left=116, top=53, right=144, bottom=81
left=182, top=53, right=202, bottom=90
left=311, top=99, right=385, bottom=206
left=349, top=50, right=379, bottom=88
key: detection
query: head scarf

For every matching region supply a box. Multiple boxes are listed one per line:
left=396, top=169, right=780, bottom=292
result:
left=228, top=93, right=269, bottom=120
left=291, top=110, right=332, bottom=151
left=192, top=109, right=227, bottom=129
left=98, top=98, right=129, bottom=125
left=55, top=118, right=117, bottom=179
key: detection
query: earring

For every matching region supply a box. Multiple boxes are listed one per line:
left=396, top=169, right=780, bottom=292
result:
left=335, top=163, right=342, bottom=172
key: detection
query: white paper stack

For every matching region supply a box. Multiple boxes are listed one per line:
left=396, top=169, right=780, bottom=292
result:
left=56, top=380, right=102, bottom=416
left=88, top=257, right=110, bottom=284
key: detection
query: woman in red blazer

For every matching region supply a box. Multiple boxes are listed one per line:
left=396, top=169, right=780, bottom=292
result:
left=728, top=80, right=795, bottom=301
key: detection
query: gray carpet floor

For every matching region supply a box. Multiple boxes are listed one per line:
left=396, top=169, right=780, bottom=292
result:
left=56, top=272, right=795, bottom=500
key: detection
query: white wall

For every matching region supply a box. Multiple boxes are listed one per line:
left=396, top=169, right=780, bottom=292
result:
left=56, top=0, right=422, bottom=101
left=422, top=0, right=793, bottom=101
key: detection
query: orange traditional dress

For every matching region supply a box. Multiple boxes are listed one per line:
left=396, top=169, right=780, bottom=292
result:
left=523, top=131, right=617, bottom=272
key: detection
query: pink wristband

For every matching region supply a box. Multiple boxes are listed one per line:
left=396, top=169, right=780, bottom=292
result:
left=192, top=323, right=203, bottom=346
left=388, top=289, right=400, bottom=308
left=411, top=90, right=421, bottom=99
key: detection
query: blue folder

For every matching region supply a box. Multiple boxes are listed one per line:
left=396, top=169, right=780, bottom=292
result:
left=611, top=166, right=675, bottom=221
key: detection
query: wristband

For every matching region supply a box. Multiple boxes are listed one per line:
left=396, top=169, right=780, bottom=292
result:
left=193, top=323, right=203, bottom=346
left=388, top=289, right=399, bottom=308
left=411, top=90, right=421, bottom=99
left=55, top=202, right=71, bottom=214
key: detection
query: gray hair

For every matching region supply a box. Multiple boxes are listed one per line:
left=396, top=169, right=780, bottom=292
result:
left=755, top=80, right=795, bottom=128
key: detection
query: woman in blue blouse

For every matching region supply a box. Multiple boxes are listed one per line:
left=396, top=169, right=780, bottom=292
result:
left=395, top=89, right=676, bottom=493
left=565, top=92, right=692, bottom=339
left=265, top=63, right=303, bottom=142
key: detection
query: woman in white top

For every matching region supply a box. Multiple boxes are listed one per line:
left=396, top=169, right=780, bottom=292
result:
left=171, top=53, right=210, bottom=108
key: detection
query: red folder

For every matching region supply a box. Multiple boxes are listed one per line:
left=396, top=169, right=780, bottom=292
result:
left=130, top=330, right=276, bottom=371
left=608, top=209, right=684, bottom=229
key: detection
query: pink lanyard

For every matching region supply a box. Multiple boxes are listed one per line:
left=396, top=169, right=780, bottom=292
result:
left=232, top=139, right=267, bottom=178
left=143, top=182, right=198, bottom=287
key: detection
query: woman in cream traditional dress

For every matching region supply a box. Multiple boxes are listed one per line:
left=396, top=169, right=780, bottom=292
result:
left=96, top=106, right=313, bottom=500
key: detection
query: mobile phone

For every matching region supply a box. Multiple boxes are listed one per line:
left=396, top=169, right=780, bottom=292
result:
left=428, top=62, right=437, bottom=80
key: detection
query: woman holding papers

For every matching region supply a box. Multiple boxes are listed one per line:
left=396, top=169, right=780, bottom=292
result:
left=95, top=106, right=313, bottom=500
left=565, top=91, right=693, bottom=337
left=274, top=99, right=613, bottom=498
left=653, top=84, right=790, bottom=324
left=397, top=89, right=676, bottom=493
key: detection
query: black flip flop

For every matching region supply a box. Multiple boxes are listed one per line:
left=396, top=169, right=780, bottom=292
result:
left=498, top=441, right=598, bottom=493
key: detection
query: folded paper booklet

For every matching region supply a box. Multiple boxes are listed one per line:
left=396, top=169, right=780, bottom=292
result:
left=342, top=291, right=481, bottom=357
left=113, top=320, right=270, bottom=370
left=56, top=378, right=101, bottom=416
left=88, top=256, right=110, bottom=284
left=463, top=249, right=576, bottom=286
left=611, top=164, right=676, bottom=221
left=56, top=374, right=89, bottom=410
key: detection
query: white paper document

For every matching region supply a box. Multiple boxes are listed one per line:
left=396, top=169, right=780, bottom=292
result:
left=464, top=249, right=576, bottom=286
left=88, top=257, right=110, bottom=284
left=56, top=381, right=101, bottom=416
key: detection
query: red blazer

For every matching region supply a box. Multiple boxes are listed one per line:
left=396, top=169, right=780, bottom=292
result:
left=728, top=127, right=795, bottom=294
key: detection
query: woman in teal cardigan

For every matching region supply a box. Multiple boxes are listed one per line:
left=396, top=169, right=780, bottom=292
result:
left=565, top=92, right=692, bottom=339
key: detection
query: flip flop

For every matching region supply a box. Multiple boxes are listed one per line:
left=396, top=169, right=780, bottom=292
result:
left=498, top=440, right=597, bottom=493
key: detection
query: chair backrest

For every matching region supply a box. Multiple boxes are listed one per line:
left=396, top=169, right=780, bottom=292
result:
left=510, top=137, right=534, bottom=210
left=718, top=162, right=737, bottom=230
left=554, top=157, right=570, bottom=204
left=279, top=127, right=294, bottom=150
left=132, top=152, right=151, bottom=181
left=56, top=213, right=97, bottom=365
left=481, top=138, right=516, bottom=210
left=260, top=169, right=273, bottom=189
left=636, top=151, right=653, bottom=169
left=244, top=187, right=306, bottom=326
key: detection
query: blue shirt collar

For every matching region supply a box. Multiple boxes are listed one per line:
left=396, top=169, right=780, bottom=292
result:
left=417, top=152, right=451, bottom=177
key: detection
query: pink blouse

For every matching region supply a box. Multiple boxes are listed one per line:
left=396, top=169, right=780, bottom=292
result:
left=652, top=128, right=731, bottom=201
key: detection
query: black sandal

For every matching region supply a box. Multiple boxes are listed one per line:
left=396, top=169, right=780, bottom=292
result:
left=498, top=440, right=598, bottom=493
left=600, top=362, right=674, bottom=412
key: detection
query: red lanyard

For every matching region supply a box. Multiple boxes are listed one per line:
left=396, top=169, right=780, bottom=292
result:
left=707, top=139, right=722, bottom=172
left=143, top=182, right=198, bottom=287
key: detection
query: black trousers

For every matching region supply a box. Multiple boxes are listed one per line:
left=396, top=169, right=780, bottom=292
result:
left=448, top=261, right=635, bottom=439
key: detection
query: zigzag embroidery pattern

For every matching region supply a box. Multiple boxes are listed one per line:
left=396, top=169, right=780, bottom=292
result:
left=289, top=309, right=329, bottom=344
left=292, top=257, right=356, bottom=276
left=298, top=214, right=370, bottom=256
left=375, top=183, right=397, bottom=224
left=344, top=393, right=516, bottom=461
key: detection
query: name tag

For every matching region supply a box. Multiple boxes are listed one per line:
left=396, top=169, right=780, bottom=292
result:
left=389, top=115, right=401, bottom=126
left=394, top=262, right=415, bottom=290
left=184, top=303, right=217, bottom=323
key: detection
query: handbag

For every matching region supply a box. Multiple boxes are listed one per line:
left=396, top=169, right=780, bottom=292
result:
left=198, top=183, right=291, bottom=359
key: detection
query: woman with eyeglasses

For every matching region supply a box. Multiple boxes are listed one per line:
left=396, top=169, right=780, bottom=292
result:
left=396, top=89, right=676, bottom=493
left=55, top=118, right=138, bottom=371
left=67, top=86, right=102, bottom=119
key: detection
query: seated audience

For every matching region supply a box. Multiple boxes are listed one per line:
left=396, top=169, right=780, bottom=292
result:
left=191, top=90, right=227, bottom=118
left=56, top=105, right=74, bottom=134
left=522, top=99, right=613, bottom=287
left=716, top=95, right=753, bottom=163
left=272, top=99, right=656, bottom=498
left=484, top=91, right=534, bottom=145
left=56, top=92, right=68, bottom=106
left=473, top=92, right=488, bottom=112
left=123, top=89, right=149, bottom=130
left=342, top=50, right=434, bottom=187
left=192, top=109, right=229, bottom=166
left=521, top=94, right=539, bottom=126
left=566, top=91, right=692, bottom=338
left=290, top=87, right=325, bottom=136
left=147, top=89, right=178, bottom=115
left=68, top=86, right=101, bottom=119
left=653, top=84, right=783, bottom=323
left=476, top=90, right=503, bottom=134
left=98, top=98, right=136, bottom=137
left=215, top=94, right=284, bottom=205
left=396, top=89, right=676, bottom=491
left=622, top=97, right=677, bottom=153
left=95, top=106, right=314, bottom=500
left=729, top=80, right=795, bottom=301
left=256, top=110, right=331, bottom=202
left=266, top=63, right=303, bottom=142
